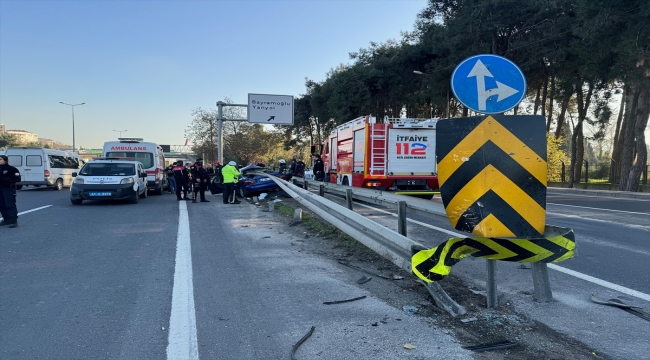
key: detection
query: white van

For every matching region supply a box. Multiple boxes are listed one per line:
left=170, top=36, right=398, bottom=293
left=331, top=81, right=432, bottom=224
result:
left=102, top=138, right=167, bottom=194
left=5, top=147, right=82, bottom=190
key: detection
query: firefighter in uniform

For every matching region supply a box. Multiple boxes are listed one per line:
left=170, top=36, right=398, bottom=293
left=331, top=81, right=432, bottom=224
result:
left=222, top=161, right=241, bottom=204
left=312, top=154, right=325, bottom=181
left=190, top=158, right=209, bottom=203
left=172, top=161, right=190, bottom=200
left=0, top=155, right=21, bottom=228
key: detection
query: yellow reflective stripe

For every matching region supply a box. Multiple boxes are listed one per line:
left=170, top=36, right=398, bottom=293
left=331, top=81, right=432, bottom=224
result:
left=472, top=214, right=516, bottom=238
left=437, top=116, right=547, bottom=186
left=446, top=165, right=545, bottom=233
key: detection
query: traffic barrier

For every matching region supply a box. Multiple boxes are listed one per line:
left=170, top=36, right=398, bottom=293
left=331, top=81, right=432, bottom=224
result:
left=288, top=176, right=573, bottom=306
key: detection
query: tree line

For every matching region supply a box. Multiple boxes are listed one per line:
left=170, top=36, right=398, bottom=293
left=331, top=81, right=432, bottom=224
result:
left=186, top=0, right=649, bottom=190
left=284, top=0, right=649, bottom=191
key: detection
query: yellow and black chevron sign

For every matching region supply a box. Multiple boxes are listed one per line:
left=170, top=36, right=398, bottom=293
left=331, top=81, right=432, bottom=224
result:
left=411, top=227, right=575, bottom=283
left=437, top=115, right=547, bottom=238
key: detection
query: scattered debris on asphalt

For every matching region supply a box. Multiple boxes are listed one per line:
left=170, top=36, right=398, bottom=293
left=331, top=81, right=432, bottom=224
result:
left=403, top=343, right=417, bottom=350
left=357, top=275, right=372, bottom=284
left=323, top=295, right=367, bottom=305
left=460, top=317, right=478, bottom=323
left=402, top=305, right=419, bottom=316
left=291, top=325, right=315, bottom=360
left=337, top=260, right=392, bottom=279
left=590, top=295, right=650, bottom=321
left=462, top=339, right=517, bottom=352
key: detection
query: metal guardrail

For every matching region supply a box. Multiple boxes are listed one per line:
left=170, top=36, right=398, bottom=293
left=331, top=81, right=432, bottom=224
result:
left=266, top=175, right=568, bottom=315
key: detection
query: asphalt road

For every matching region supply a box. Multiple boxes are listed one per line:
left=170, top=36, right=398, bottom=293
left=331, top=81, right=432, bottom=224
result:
left=316, top=188, right=650, bottom=359
left=1, top=188, right=471, bottom=359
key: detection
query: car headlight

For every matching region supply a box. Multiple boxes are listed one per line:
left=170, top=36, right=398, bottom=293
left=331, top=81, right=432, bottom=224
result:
left=120, top=177, right=134, bottom=184
left=74, top=178, right=84, bottom=184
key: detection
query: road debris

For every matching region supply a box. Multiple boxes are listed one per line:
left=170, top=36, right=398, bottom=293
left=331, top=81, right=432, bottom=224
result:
left=357, top=275, right=372, bottom=284
left=323, top=295, right=367, bottom=305
left=291, top=326, right=315, bottom=360
left=403, top=343, right=417, bottom=350
left=590, top=295, right=650, bottom=321
left=460, top=317, right=478, bottom=323
left=402, top=305, right=419, bottom=316
left=337, top=260, right=392, bottom=279
left=462, top=340, right=517, bottom=352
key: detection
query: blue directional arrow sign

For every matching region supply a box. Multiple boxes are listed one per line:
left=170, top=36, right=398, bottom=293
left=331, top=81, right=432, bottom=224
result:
left=451, top=54, right=527, bottom=114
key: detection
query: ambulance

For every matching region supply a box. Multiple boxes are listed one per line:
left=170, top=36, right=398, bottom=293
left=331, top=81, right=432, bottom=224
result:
left=102, top=138, right=167, bottom=194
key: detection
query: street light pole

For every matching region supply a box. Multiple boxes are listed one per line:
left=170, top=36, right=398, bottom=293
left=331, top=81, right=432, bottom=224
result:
left=59, top=102, right=85, bottom=152
left=113, top=130, right=127, bottom=138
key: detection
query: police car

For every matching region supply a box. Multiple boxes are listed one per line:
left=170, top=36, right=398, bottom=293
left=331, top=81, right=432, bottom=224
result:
left=70, top=158, right=148, bottom=205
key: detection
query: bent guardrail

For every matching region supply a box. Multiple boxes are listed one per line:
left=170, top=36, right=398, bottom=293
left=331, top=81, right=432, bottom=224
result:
left=268, top=175, right=467, bottom=317
left=264, top=178, right=575, bottom=315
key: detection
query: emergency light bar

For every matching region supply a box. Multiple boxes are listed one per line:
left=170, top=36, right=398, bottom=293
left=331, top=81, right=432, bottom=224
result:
left=117, top=138, right=144, bottom=143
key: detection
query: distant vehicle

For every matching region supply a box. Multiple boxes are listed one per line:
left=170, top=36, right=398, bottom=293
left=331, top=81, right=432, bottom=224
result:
left=102, top=138, right=167, bottom=194
left=69, top=157, right=148, bottom=205
left=321, top=115, right=439, bottom=199
left=5, top=147, right=82, bottom=191
left=209, top=165, right=285, bottom=198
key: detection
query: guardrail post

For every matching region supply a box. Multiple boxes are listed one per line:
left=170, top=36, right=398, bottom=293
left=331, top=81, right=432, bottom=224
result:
left=397, top=201, right=407, bottom=236
left=561, top=162, right=565, bottom=183
left=532, top=262, right=553, bottom=302
left=304, top=180, right=309, bottom=191
left=294, top=208, right=302, bottom=222
left=345, top=189, right=353, bottom=210
left=486, top=260, right=497, bottom=308
left=268, top=201, right=275, bottom=212
left=319, top=184, right=325, bottom=197
left=292, top=179, right=298, bottom=186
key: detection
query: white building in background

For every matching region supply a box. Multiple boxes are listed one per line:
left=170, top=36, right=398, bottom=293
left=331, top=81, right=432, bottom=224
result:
left=6, top=129, right=38, bottom=144
left=0, top=124, right=5, bottom=134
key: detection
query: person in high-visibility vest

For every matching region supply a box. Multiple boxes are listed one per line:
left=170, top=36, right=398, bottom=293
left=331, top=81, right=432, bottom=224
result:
left=221, top=161, right=241, bottom=204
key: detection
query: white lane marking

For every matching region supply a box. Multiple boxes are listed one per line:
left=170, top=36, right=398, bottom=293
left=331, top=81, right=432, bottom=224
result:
left=167, top=201, right=199, bottom=360
left=547, top=213, right=650, bottom=231
left=548, top=203, right=650, bottom=216
left=1, top=205, right=53, bottom=220
left=547, top=264, right=650, bottom=302
left=548, top=192, right=650, bottom=201
left=354, top=201, right=650, bottom=302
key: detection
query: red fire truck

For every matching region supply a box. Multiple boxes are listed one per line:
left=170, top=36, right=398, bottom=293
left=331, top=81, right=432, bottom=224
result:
left=320, top=115, right=439, bottom=199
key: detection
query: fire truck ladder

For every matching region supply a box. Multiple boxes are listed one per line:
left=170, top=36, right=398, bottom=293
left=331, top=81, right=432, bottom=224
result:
left=369, top=124, right=387, bottom=176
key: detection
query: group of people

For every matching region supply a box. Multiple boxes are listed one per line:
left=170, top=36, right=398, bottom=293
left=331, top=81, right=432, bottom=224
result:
left=278, top=154, right=324, bottom=181
left=165, top=158, right=241, bottom=204
left=163, top=154, right=326, bottom=206
left=165, top=158, right=212, bottom=203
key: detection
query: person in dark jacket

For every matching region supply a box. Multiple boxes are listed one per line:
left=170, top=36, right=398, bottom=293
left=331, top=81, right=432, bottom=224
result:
left=189, top=158, right=209, bottom=203
left=172, top=161, right=190, bottom=201
left=289, top=159, right=297, bottom=176
left=294, top=158, right=306, bottom=177
left=0, top=155, right=21, bottom=228
left=166, top=165, right=176, bottom=193
left=213, top=161, right=223, bottom=183
left=312, top=154, right=325, bottom=181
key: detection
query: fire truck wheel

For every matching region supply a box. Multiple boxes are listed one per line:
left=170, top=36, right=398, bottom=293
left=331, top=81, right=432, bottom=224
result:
left=342, top=177, right=349, bottom=186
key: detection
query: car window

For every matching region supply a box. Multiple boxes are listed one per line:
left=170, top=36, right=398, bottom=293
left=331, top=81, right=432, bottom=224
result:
left=105, top=152, right=154, bottom=168
left=80, top=163, right=136, bottom=176
left=26, top=155, right=42, bottom=166
left=8, top=155, right=22, bottom=166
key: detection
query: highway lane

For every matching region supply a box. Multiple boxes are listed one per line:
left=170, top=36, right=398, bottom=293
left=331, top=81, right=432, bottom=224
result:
left=1, top=190, right=469, bottom=359
left=1, top=190, right=179, bottom=359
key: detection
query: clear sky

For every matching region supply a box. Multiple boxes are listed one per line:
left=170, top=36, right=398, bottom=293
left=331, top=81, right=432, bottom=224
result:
left=0, top=0, right=428, bottom=149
